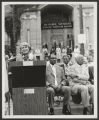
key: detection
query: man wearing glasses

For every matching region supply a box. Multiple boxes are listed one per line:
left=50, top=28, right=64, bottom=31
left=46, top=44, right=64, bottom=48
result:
left=46, top=53, right=71, bottom=115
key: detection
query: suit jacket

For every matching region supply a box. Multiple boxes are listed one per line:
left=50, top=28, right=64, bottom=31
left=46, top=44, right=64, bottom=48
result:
left=46, top=63, right=66, bottom=87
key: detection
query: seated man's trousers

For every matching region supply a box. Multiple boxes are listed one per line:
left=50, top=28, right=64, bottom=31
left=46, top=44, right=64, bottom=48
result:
left=71, top=84, right=94, bottom=107
left=47, top=86, right=71, bottom=108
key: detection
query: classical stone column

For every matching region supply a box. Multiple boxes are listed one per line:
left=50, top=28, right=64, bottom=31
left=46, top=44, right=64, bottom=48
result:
left=72, top=5, right=80, bottom=46
left=18, top=11, right=42, bottom=52
left=79, top=4, right=85, bottom=55
left=36, top=10, right=42, bottom=50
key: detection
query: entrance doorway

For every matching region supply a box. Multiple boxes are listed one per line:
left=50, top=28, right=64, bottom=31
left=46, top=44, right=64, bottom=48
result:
left=41, top=5, right=74, bottom=52
left=50, top=29, right=64, bottom=50
left=51, top=35, right=63, bottom=47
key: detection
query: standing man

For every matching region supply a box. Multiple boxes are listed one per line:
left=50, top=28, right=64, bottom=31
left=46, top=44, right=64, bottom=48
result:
left=56, top=45, right=62, bottom=63
left=74, top=45, right=80, bottom=57
left=46, top=53, right=71, bottom=115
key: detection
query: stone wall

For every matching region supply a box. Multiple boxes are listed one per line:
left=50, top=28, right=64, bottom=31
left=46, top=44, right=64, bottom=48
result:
left=16, top=4, right=94, bottom=54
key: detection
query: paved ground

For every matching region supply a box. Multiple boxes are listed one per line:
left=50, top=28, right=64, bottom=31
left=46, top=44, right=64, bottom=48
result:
left=48, top=101, right=84, bottom=115
left=48, top=98, right=93, bottom=115
left=6, top=99, right=93, bottom=115
left=54, top=102, right=84, bottom=115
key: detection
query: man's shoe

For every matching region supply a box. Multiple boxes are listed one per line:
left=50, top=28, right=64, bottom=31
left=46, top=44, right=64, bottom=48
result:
left=62, top=105, right=71, bottom=115
left=83, top=106, right=93, bottom=115
left=83, top=107, right=88, bottom=115
left=48, top=108, right=54, bottom=115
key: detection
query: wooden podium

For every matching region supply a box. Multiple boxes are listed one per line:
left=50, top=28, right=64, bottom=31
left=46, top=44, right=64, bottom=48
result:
left=9, top=61, right=48, bottom=115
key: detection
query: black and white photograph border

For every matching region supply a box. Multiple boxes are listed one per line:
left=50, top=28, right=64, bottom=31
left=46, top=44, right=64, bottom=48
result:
left=2, top=1, right=98, bottom=119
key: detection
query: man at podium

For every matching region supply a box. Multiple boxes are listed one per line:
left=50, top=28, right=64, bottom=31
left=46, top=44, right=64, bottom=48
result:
left=46, top=53, right=71, bottom=115
left=8, top=42, right=48, bottom=115
left=16, top=42, right=34, bottom=61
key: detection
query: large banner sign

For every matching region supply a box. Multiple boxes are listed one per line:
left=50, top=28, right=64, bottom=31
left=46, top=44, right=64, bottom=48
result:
left=41, top=22, right=73, bottom=29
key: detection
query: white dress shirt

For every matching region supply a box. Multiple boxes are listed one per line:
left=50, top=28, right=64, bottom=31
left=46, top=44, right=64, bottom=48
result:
left=50, top=64, right=58, bottom=86
left=69, top=63, right=89, bottom=81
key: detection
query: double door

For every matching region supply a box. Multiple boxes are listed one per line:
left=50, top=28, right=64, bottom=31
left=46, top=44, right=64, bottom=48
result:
left=41, top=29, right=74, bottom=52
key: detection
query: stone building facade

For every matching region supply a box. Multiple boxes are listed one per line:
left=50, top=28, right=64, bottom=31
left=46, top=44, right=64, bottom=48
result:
left=5, top=4, right=95, bottom=55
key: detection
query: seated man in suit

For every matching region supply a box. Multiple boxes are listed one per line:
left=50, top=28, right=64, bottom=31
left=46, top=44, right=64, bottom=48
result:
left=63, top=54, right=94, bottom=115
left=46, top=53, right=71, bottom=115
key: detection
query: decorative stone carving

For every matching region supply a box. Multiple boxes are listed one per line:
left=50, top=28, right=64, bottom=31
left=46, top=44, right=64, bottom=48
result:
left=21, top=12, right=37, bottom=20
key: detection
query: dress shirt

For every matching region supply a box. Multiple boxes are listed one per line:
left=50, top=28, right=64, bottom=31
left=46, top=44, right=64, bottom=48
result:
left=69, top=63, right=89, bottom=81
left=74, top=48, right=80, bottom=53
left=64, top=63, right=71, bottom=76
left=46, top=61, right=50, bottom=67
left=50, top=64, right=58, bottom=86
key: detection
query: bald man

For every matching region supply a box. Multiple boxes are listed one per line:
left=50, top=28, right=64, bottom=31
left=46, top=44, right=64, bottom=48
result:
left=65, top=55, right=94, bottom=115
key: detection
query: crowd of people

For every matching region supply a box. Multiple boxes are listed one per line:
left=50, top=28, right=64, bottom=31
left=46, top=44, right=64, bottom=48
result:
left=5, top=42, right=93, bottom=63
left=4, top=42, right=94, bottom=115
